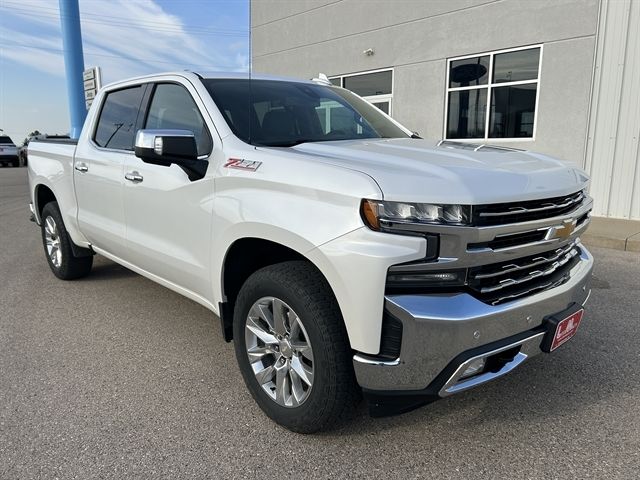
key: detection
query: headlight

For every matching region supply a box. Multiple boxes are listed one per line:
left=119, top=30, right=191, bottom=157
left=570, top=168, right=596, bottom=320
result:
left=361, top=199, right=471, bottom=230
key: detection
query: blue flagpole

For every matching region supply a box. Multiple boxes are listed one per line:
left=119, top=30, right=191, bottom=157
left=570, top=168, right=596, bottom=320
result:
left=59, top=0, right=86, bottom=139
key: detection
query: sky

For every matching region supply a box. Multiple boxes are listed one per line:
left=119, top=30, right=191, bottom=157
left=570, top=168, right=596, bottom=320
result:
left=0, top=0, right=250, bottom=144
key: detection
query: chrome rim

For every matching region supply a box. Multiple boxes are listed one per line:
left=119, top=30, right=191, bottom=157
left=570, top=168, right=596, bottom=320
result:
left=245, top=297, right=314, bottom=407
left=44, top=215, right=62, bottom=268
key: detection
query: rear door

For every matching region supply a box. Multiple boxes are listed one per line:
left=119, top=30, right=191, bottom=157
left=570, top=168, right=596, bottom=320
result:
left=121, top=81, right=215, bottom=300
left=74, top=84, right=147, bottom=257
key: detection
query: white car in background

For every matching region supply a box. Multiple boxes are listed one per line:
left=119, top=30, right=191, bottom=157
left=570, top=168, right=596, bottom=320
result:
left=0, top=135, right=19, bottom=167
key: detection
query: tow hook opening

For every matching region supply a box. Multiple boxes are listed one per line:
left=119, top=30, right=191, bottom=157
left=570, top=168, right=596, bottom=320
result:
left=458, top=345, right=521, bottom=381
left=460, top=346, right=521, bottom=380
left=484, top=346, right=521, bottom=374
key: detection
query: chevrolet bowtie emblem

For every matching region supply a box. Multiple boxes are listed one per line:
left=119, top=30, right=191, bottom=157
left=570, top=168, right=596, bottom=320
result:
left=547, top=219, right=577, bottom=240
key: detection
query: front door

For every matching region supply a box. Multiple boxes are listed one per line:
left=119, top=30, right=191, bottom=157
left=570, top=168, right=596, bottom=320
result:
left=122, top=82, right=215, bottom=300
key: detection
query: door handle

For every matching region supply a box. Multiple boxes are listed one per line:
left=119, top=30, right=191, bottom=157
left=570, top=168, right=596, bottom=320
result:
left=74, top=163, right=88, bottom=173
left=125, top=171, right=144, bottom=183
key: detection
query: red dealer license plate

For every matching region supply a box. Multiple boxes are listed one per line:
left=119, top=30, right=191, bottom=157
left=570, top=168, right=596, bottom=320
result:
left=545, top=309, right=584, bottom=352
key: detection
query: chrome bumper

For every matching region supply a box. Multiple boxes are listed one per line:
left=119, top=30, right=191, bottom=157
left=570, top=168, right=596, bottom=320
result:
left=353, top=244, right=593, bottom=394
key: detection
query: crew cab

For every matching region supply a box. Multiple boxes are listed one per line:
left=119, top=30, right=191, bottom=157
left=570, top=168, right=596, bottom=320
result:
left=28, top=72, right=593, bottom=433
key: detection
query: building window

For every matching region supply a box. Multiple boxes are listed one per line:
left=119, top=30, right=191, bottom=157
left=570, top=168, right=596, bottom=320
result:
left=329, top=69, right=393, bottom=115
left=446, top=45, right=541, bottom=140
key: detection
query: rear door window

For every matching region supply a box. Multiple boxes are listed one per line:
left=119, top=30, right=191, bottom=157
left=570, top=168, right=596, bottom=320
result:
left=94, top=86, right=145, bottom=150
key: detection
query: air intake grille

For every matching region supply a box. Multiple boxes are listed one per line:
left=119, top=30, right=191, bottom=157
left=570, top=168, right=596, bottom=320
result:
left=467, top=242, right=581, bottom=305
left=473, top=191, right=585, bottom=226
left=379, top=313, right=403, bottom=359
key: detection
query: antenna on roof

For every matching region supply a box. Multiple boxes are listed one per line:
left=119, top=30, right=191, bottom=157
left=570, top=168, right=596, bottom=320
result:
left=311, top=73, right=332, bottom=85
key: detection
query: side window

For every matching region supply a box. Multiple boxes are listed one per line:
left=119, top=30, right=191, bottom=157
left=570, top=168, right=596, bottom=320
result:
left=315, top=100, right=361, bottom=135
left=330, top=70, right=393, bottom=116
left=94, top=86, right=144, bottom=150
left=145, top=84, right=212, bottom=156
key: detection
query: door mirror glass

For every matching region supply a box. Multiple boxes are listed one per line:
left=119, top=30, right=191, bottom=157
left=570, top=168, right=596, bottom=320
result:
left=134, top=129, right=207, bottom=180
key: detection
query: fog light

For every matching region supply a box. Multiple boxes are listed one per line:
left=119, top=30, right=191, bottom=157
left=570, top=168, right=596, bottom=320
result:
left=460, top=358, right=486, bottom=379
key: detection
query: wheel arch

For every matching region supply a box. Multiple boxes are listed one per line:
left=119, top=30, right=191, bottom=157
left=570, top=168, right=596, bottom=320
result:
left=219, top=237, right=344, bottom=344
left=34, top=183, right=57, bottom=221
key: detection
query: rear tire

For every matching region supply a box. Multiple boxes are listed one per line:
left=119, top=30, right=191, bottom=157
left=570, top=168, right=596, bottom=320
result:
left=40, top=202, right=93, bottom=280
left=233, top=261, right=360, bottom=433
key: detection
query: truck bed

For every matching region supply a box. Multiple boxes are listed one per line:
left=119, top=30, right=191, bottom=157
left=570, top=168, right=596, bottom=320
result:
left=27, top=139, right=79, bottom=240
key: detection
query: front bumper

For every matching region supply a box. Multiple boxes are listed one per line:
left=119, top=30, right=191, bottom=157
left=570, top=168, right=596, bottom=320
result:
left=353, top=244, right=593, bottom=396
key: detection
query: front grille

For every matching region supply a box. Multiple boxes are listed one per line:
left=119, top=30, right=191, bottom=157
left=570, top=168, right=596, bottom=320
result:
left=473, top=190, right=585, bottom=226
left=467, top=242, right=581, bottom=305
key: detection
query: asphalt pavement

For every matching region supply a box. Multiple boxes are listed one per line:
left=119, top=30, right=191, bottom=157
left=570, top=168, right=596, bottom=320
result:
left=1, top=168, right=639, bottom=479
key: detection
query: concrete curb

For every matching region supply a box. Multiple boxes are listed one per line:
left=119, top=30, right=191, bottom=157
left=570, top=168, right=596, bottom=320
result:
left=581, top=216, right=640, bottom=252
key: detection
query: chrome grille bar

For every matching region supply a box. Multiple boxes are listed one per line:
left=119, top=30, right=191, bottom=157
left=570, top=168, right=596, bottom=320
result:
left=472, top=241, right=577, bottom=280
left=478, top=191, right=584, bottom=218
left=487, top=275, right=569, bottom=305
left=476, top=248, right=578, bottom=294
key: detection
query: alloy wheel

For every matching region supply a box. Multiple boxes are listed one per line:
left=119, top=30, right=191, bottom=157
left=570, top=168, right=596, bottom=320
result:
left=245, top=296, right=315, bottom=407
left=44, top=216, right=62, bottom=268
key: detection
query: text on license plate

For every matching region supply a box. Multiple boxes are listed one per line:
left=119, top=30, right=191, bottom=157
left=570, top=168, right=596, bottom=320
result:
left=551, top=309, right=584, bottom=351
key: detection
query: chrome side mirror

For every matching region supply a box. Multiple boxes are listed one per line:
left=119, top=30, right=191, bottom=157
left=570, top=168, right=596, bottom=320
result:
left=134, top=129, right=197, bottom=160
left=134, top=129, right=207, bottom=180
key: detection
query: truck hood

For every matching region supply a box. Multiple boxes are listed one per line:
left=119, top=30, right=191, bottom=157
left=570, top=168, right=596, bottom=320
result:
left=291, top=138, right=589, bottom=204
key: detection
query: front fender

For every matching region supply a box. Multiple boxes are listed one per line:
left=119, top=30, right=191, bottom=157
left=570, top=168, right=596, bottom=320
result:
left=210, top=149, right=383, bottom=309
left=307, top=228, right=426, bottom=354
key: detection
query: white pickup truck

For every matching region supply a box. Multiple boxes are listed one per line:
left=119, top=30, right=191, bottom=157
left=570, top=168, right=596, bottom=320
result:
left=28, top=72, right=594, bottom=433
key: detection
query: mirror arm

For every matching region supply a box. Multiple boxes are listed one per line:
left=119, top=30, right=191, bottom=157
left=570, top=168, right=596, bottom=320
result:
left=176, top=158, right=209, bottom=181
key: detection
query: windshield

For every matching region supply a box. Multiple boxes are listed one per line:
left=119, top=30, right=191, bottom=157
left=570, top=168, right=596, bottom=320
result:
left=203, top=79, right=410, bottom=147
left=0, top=136, right=15, bottom=145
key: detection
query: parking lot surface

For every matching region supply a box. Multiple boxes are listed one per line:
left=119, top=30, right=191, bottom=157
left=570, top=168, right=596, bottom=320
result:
left=1, top=168, right=639, bottom=479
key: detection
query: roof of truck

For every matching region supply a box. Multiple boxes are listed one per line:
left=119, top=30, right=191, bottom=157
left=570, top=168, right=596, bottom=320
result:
left=103, top=71, right=321, bottom=91
left=199, top=71, right=318, bottom=84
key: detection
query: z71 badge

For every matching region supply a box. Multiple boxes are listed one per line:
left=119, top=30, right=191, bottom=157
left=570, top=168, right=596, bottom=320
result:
left=224, top=158, right=262, bottom=171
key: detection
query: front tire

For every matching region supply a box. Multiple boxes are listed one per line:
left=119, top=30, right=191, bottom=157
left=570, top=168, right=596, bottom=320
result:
left=233, top=261, right=360, bottom=433
left=40, top=202, right=93, bottom=280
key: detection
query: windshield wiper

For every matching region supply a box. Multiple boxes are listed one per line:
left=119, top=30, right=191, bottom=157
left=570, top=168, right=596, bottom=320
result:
left=257, top=138, right=322, bottom=147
